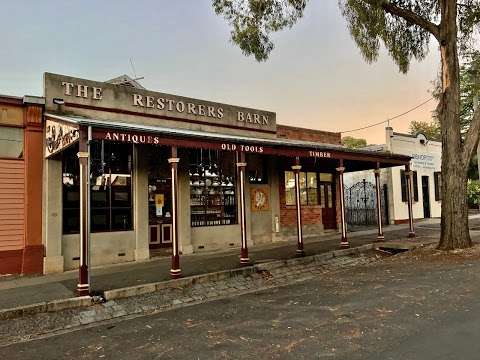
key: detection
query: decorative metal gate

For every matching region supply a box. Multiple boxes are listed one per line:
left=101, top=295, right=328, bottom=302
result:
left=345, top=180, right=388, bottom=227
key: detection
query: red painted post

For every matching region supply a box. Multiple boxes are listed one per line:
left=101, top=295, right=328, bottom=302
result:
left=292, top=157, right=304, bottom=256
left=237, top=152, right=250, bottom=265
left=76, top=126, right=90, bottom=296
left=169, top=146, right=182, bottom=278
left=337, top=160, right=349, bottom=248
left=374, top=163, right=385, bottom=241
left=405, top=164, right=416, bottom=238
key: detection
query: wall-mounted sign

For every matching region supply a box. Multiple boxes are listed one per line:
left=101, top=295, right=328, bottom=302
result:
left=93, top=129, right=341, bottom=160
left=251, top=187, right=269, bottom=211
left=155, top=193, right=165, bottom=216
left=308, top=150, right=332, bottom=158
left=45, top=119, right=79, bottom=158
left=44, top=73, right=276, bottom=133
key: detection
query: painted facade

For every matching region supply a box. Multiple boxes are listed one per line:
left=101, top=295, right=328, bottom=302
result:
left=0, top=95, right=44, bottom=274
left=0, top=73, right=414, bottom=286
left=344, top=127, right=442, bottom=224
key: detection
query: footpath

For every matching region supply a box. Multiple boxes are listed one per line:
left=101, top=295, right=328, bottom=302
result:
left=0, top=219, right=447, bottom=314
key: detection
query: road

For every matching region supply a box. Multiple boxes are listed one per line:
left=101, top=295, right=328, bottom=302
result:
left=4, top=242, right=480, bottom=359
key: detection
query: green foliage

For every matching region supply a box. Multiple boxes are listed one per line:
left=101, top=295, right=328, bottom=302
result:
left=408, top=120, right=440, bottom=141
left=212, top=0, right=307, bottom=61
left=341, top=136, right=367, bottom=148
left=339, top=1, right=436, bottom=73
left=467, top=179, right=480, bottom=208
left=468, top=153, right=479, bottom=180
left=459, top=51, right=480, bottom=131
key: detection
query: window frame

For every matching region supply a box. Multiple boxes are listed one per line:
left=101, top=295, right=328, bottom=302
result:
left=284, top=171, right=333, bottom=207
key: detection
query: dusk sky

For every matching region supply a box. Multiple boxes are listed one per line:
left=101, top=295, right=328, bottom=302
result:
left=1, top=0, right=439, bottom=144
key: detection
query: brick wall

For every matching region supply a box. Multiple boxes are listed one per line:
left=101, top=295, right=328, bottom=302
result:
left=276, top=125, right=341, bottom=145
left=278, top=170, right=323, bottom=227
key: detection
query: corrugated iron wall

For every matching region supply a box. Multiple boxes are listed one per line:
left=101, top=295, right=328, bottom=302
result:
left=0, top=159, right=25, bottom=251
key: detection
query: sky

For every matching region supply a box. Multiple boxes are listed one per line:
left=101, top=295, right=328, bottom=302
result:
left=0, top=0, right=440, bottom=144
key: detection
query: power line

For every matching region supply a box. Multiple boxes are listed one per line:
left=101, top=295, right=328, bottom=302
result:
left=340, top=97, right=435, bottom=134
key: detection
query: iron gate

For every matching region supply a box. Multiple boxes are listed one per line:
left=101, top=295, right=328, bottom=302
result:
left=345, top=180, right=388, bottom=228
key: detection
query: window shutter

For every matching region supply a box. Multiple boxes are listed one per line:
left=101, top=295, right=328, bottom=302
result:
left=434, top=172, right=442, bottom=201
left=413, top=171, right=419, bottom=202
left=400, top=170, right=407, bottom=202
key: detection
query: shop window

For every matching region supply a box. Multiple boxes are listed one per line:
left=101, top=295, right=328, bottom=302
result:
left=305, top=172, right=318, bottom=205
left=434, top=172, right=442, bottom=201
left=189, top=149, right=237, bottom=227
left=284, top=171, right=327, bottom=206
left=0, top=126, right=23, bottom=158
left=90, top=141, right=133, bottom=232
left=401, top=170, right=419, bottom=202
left=284, top=171, right=296, bottom=205
left=62, top=145, right=80, bottom=234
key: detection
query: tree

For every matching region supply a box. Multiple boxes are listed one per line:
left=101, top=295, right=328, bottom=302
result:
left=214, top=0, right=480, bottom=250
left=409, top=120, right=441, bottom=141
left=342, top=136, right=368, bottom=148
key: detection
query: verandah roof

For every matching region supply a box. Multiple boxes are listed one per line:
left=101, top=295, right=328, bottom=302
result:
left=45, top=113, right=410, bottom=171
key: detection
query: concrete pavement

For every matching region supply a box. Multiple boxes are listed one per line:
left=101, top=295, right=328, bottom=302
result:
left=0, top=218, right=452, bottom=310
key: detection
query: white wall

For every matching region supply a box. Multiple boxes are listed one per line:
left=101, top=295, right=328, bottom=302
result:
left=343, top=128, right=442, bottom=223
left=387, top=129, right=442, bottom=221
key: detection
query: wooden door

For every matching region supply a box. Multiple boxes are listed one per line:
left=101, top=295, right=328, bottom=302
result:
left=320, top=181, right=336, bottom=229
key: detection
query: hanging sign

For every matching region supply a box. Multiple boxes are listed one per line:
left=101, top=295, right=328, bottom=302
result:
left=45, top=119, right=79, bottom=158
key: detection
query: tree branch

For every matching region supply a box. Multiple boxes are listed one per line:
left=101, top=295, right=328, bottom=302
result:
left=361, top=0, right=441, bottom=40
left=462, top=107, right=480, bottom=166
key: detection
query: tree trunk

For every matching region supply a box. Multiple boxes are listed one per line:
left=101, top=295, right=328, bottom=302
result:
left=437, top=0, right=472, bottom=250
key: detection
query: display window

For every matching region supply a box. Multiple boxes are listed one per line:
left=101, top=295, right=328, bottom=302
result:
left=90, top=141, right=133, bottom=232
left=62, top=141, right=133, bottom=234
left=62, top=145, right=80, bottom=234
left=189, top=149, right=237, bottom=227
left=284, top=171, right=333, bottom=207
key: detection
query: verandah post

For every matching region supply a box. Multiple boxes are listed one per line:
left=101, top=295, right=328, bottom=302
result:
left=405, top=164, right=416, bottom=238
left=169, top=146, right=182, bottom=278
left=237, top=151, right=250, bottom=265
left=76, top=126, right=90, bottom=296
left=374, top=163, right=385, bottom=241
left=292, top=156, right=304, bottom=256
left=336, top=159, right=349, bottom=248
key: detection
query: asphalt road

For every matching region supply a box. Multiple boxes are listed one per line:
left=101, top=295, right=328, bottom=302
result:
left=4, top=243, right=480, bottom=360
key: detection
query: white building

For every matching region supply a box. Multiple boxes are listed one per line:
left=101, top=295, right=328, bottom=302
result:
left=344, top=127, right=442, bottom=224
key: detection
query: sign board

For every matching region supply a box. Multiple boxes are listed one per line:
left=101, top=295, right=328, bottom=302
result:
left=45, top=118, right=79, bottom=158
left=44, top=73, right=277, bottom=133
left=251, top=187, right=270, bottom=211
left=155, top=193, right=165, bottom=216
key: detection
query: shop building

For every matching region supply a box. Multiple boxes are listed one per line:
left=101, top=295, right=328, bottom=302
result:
left=344, top=127, right=442, bottom=225
left=0, top=94, right=44, bottom=274
left=40, top=73, right=415, bottom=295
